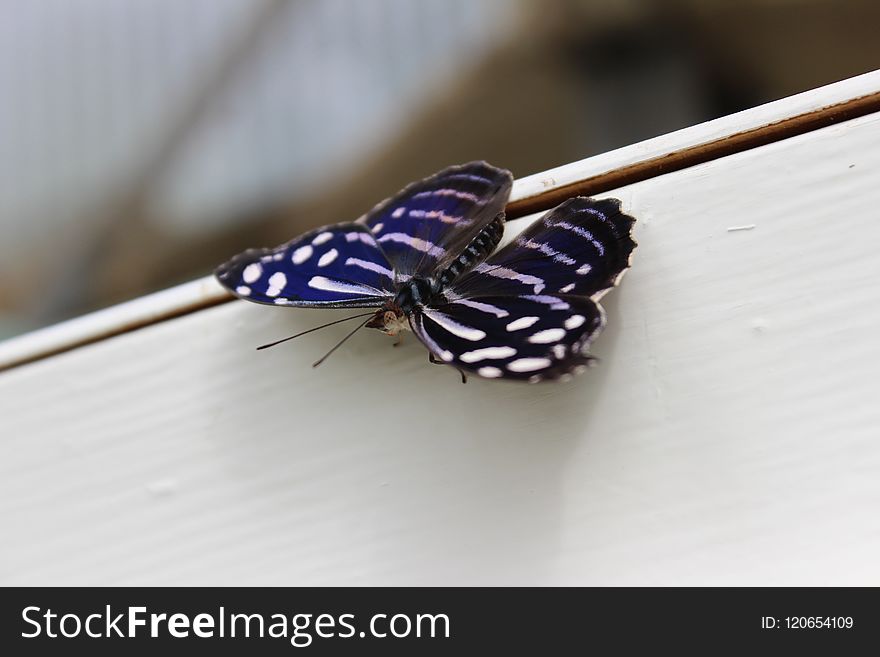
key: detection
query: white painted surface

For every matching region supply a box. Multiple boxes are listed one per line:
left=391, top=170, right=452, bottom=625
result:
left=0, top=277, right=229, bottom=371
left=2, top=111, right=880, bottom=586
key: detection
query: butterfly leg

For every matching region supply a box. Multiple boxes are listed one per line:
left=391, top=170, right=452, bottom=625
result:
left=393, top=333, right=404, bottom=347
left=428, top=353, right=467, bottom=384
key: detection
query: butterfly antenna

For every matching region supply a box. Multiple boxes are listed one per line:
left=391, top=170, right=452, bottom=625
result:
left=312, top=316, right=373, bottom=368
left=256, top=311, right=376, bottom=350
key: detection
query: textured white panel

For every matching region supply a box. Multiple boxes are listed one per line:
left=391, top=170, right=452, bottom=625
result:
left=2, top=112, right=880, bottom=585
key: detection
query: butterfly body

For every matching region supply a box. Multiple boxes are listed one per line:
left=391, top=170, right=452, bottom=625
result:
left=216, top=161, right=636, bottom=382
left=365, top=211, right=506, bottom=337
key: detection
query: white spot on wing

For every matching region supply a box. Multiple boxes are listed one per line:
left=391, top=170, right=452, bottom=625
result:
left=372, top=222, right=384, bottom=233
left=515, top=238, right=576, bottom=265
left=409, top=209, right=460, bottom=224
left=478, top=367, right=503, bottom=378
left=565, top=315, right=586, bottom=329
left=522, top=295, right=570, bottom=310
left=555, top=221, right=605, bottom=255
left=413, top=188, right=480, bottom=203
left=506, top=316, right=539, bottom=331
left=307, top=276, right=384, bottom=297
left=451, top=299, right=509, bottom=318
left=391, top=207, right=405, bottom=219
left=474, top=263, right=544, bottom=294
left=345, top=232, right=377, bottom=245
left=266, top=272, right=287, bottom=297
left=507, top=357, right=552, bottom=373
left=552, top=345, right=566, bottom=359
left=318, top=249, right=338, bottom=267
left=378, top=233, right=445, bottom=258
left=292, top=245, right=313, bottom=264
left=576, top=263, right=592, bottom=275
left=460, top=346, right=517, bottom=363
left=560, top=283, right=575, bottom=293
left=522, top=294, right=571, bottom=310
left=242, top=263, right=262, bottom=283
left=312, top=232, right=334, bottom=245
left=345, top=257, right=393, bottom=279
left=235, top=285, right=251, bottom=295
left=421, top=308, right=486, bottom=341
left=528, top=328, right=566, bottom=344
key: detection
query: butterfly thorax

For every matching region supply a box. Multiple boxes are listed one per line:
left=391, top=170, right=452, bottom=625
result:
left=366, top=212, right=506, bottom=337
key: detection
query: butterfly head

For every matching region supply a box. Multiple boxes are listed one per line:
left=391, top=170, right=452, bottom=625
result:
left=366, top=307, right=409, bottom=337
left=365, top=277, right=439, bottom=337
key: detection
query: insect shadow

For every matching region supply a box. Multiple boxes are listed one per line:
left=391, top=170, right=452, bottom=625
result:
left=205, top=294, right=626, bottom=584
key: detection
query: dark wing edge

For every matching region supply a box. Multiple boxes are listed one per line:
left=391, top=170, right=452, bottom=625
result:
left=571, top=197, right=637, bottom=301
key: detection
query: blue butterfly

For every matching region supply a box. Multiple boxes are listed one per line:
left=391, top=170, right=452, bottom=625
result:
left=215, top=161, right=636, bottom=382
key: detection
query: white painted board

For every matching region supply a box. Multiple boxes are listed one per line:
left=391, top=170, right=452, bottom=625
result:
left=2, top=113, right=880, bottom=586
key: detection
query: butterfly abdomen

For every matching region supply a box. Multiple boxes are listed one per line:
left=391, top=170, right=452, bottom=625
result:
left=435, top=212, right=505, bottom=290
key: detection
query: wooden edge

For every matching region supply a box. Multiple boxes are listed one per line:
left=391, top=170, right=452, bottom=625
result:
left=2, top=71, right=880, bottom=374
left=506, top=88, right=880, bottom=219
left=0, top=278, right=232, bottom=373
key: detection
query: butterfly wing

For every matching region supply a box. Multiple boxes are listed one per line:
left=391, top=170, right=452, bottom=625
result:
left=410, top=197, right=637, bottom=381
left=452, top=196, right=637, bottom=300
left=359, top=161, right=513, bottom=279
left=215, top=223, right=394, bottom=308
left=411, top=294, right=605, bottom=381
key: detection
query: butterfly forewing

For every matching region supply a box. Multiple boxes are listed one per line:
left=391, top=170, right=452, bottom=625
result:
left=215, top=223, right=394, bottom=308
left=411, top=294, right=605, bottom=381
left=360, top=161, right=513, bottom=280
left=451, top=197, right=636, bottom=301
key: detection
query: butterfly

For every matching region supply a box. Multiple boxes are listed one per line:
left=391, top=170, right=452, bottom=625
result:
left=215, top=161, right=636, bottom=382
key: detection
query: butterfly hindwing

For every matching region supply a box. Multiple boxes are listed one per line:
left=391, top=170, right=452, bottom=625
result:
left=215, top=223, right=394, bottom=308
left=411, top=294, right=605, bottom=381
left=412, top=195, right=636, bottom=381
left=452, top=196, right=636, bottom=300
left=360, top=161, right=513, bottom=279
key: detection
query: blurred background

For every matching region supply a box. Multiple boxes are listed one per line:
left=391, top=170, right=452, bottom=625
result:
left=1, top=0, right=878, bottom=338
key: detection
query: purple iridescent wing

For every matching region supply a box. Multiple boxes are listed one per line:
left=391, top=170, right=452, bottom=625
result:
left=410, top=197, right=636, bottom=382
left=453, top=197, right=637, bottom=300
left=215, top=223, right=394, bottom=308
left=359, top=161, right=513, bottom=279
